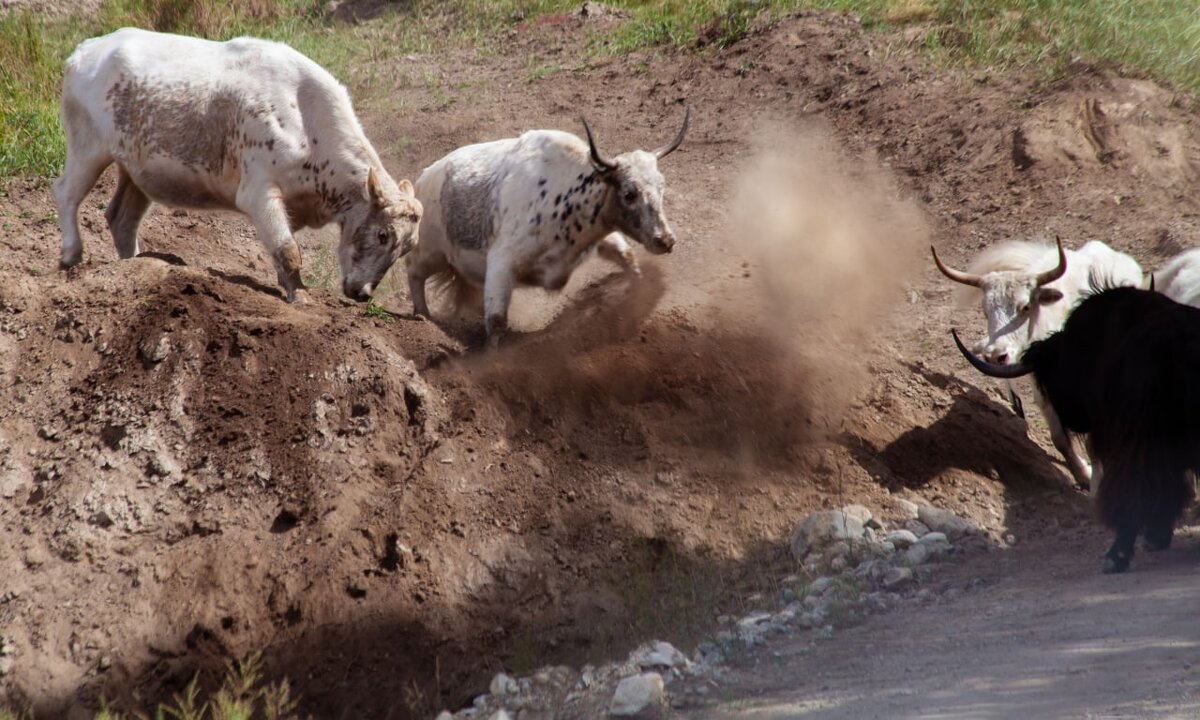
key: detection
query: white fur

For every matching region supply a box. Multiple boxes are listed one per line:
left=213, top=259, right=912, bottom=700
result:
left=1154, top=248, right=1200, bottom=307
left=54, top=27, right=420, bottom=301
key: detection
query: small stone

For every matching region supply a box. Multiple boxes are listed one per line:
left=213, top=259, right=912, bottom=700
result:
left=881, top=566, right=914, bottom=589
left=791, top=510, right=866, bottom=561
left=808, top=577, right=834, bottom=595
left=490, top=672, right=518, bottom=696
left=904, top=519, right=931, bottom=536
left=610, top=672, right=665, bottom=718
left=629, top=641, right=688, bottom=671
left=918, top=531, right=948, bottom=545
left=840, top=504, right=873, bottom=525
left=98, top=656, right=111, bottom=671
left=435, top=712, right=453, bottom=720
left=488, top=711, right=513, bottom=720
left=885, top=530, right=919, bottom=548
left=918, top=506, right=972, bottom=539
left=894, top=498, right=920, bottom=518
left=902, top=543, right=933, bottom=566
left=0, top=656, right=12, bottom=676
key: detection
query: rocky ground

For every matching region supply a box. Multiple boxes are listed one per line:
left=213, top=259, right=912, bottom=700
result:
left=2, top=4, right=1200, bottom=719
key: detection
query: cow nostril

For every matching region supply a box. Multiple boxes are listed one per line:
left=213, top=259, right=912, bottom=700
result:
left=993, top=353, right=1009, bottom=365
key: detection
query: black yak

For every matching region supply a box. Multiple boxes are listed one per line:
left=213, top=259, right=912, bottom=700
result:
left=952, top=285, right=1198, bottom=573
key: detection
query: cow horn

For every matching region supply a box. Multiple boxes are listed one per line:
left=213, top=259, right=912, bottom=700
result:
left=952, top=329, right=1033, bottom=379
left=1035, top=236, right=1068, bottom=287
left=931, top=245, right=983, bottom=287
left=581, top=117, right=616, bottom=172
left=653, top=106, right=692, bottom=160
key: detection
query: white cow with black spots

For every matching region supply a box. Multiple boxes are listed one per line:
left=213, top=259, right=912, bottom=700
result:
left=54, top=27, right=421, bottom=302
left=406, top=108, right=691, bottom=343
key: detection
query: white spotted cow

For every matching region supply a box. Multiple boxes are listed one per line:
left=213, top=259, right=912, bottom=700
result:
left=406, top=108, right=691, bottom=343
left=55, top=27, right=421, bottom=302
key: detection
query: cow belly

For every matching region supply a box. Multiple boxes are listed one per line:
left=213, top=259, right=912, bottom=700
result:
left=123, top=164, right=237, bottom=210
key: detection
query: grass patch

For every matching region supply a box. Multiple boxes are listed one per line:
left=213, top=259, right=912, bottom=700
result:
left=364, top=297, right=396, bottom=323
left=2, top=0, right=1199, bottom=180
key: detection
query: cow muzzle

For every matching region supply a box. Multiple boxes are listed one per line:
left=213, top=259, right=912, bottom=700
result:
left=646, top=233, right=675, bottom=255
left=344, top=280, right=373, bottom=302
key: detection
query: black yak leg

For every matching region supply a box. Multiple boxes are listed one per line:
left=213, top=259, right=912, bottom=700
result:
left=1103, top=519, right=1138, bottom=574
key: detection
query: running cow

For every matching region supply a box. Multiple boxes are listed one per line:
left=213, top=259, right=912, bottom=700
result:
left=54, top=27, right=422, bottom=302
left=406, top=109, right=691, bottom=343
left=952, top=285, right=1200, bottom=574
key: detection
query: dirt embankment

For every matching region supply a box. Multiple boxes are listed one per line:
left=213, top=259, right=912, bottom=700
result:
left=2, top=7, right=1200, bottom=719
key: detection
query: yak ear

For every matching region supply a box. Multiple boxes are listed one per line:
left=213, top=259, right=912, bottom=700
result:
left=1036, top=287, right=1064, bottom=305
left=397, top=178, right=414, bottom=196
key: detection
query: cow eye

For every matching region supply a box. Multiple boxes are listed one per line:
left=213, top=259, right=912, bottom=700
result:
left=623, top=190, right=638, bottom=204
left=377, top=229, right=390, bottom=244
left=1018, top=303, right=1030, bottom=315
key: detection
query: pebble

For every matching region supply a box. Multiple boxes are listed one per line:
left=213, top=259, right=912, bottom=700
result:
left=488, top=711, right=512, bottom=720
left=917, top=506, right=972, bottom=539
left=609, top=673, right=665, bottom=718
left=894, top=497, right=920, bottom=518
left=790, top=510, right=866, bottom=561
left=490, top=672, right=518, bottom=696
left=0, top=656, right=12, bottom=677
left=885, top=529, right=919, bottom=548
left=881, top=566, right=914, bottom=589
left=629, top=641, right=688, bottom=672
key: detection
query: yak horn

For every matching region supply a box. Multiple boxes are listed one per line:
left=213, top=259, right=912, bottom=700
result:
left=580, top=117, right=616, bottom=172
left=653, top=106, right=692, bottom=159
left=952, top=329, right=1033, bottom=379
left=931, top=245, right=983, bottom=287
left=1035, top=236, right=1068, bottom=287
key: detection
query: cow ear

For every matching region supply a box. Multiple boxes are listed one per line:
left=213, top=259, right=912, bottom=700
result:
left=367, top=168, right=388, bottom=208
left=1036, top=287, right=1064, bottom=305
left=397, top=178, right=414, bottom=196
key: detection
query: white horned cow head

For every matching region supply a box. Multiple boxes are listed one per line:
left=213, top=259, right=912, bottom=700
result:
left=580, top=107, right=691, bottom=255
left=932, top=236, right=1068, bottom=366
left=340, top=169, right=422, bottom=301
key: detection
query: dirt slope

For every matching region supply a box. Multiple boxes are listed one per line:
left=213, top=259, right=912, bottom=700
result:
left=2, top=7, right=1200, bottom=719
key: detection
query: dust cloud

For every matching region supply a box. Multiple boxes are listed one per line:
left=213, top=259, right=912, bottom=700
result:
left=446, top=121, right=928, bottom=462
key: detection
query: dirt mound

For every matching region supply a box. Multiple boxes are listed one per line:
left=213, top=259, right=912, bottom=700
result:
left=4, top=7, right=1200, bottom=720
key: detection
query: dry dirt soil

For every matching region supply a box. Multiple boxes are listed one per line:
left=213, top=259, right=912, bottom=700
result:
left=2, top=6, right=1200, bottom=720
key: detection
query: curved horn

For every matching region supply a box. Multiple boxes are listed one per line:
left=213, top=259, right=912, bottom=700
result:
left=931, top=245, right=983, bottom=287
left=580, top=117, right=616, bottom=172
left=1035, top=236, right=1068, bottom=287
left=952, top=329, right=1033, bottom=379
left=653, top=105, right=692, bottom=159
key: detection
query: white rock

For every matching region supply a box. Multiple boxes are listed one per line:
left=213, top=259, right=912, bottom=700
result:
left=489, top=672, right=518, bottom=696
left=918, top=506, right=972, bottom=539
left=904, top=519, right=931, bottom=536
left=902, top=543, right=933, bottom=566
left=881, top=566, right=914, bottom=589
left=918, top=531, right=949, bottom=545
left=435, top=712, right=453, bottom=720
left=610, top=672, right=665, bottom=718
left=840, top=504, right=873, bottom=525
left=790, top=510, right=866, bottom=561
left=886, top=529, right=919, bottom=548
left=489, top=711, right=513, bottom=720
left=808, top=577, right=835, bottom=595
left=894, top=498, right=920, bottom=518
left=629, top=641, right=689, bottom=671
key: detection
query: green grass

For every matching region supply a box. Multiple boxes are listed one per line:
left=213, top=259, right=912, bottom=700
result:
left=2, top=0, right=1199, bottom=179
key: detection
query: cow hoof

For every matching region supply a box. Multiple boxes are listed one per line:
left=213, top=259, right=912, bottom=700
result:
left=1143, top=534, right=1173, bottom=552
left=1102, top=555, right=1130, bottom=574
left=59, top=256, right=82, bottom=271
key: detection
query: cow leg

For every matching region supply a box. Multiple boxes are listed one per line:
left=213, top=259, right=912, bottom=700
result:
left=106, top=166, right=152, bottom=259
left=406, top=249, right=449, bottom=319
left=596, top=233, right=640, bottom=276
left=237, top=184, right=303, bottom=302
left=1103, top=518, right=1138, bottom=574
left=53, top=140, right=112, bottom=269
left=482, top=255, right=515, bottom=347
left=1042, top=399, right=1092, bottom=491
